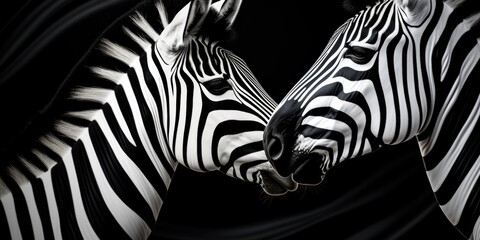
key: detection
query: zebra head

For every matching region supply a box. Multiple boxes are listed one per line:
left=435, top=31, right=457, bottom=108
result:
left=264, top=0, right=480, bottom=185
left=155, top=0, right=297, bottom=195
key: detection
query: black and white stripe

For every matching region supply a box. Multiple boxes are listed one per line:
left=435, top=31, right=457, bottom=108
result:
left=0, top=0, right=295, bottom=239
left=263, top=0, right=480, bottom=238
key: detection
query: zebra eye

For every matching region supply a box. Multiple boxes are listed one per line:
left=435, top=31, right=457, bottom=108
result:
left=344, top=45, right=376, bottom=64
left=203, top=74, right=232, bottom=95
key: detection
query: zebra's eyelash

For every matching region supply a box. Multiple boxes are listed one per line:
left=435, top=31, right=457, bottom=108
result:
left=202, top=74, right=232, bottom=95
left=343, top=43, right=377, bottom=64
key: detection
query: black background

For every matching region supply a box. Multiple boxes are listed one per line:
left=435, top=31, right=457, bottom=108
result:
left=0, top=0, right=466, bottom=239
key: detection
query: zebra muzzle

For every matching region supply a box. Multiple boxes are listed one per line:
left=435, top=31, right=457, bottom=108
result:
left=291, top=152, right=325, bottom=185
left=259, top=170, right=298, bottom=196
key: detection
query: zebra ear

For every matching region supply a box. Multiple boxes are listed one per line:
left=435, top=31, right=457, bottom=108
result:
left=394, top=0, right=431, bottom=26
left=183, top=0, right=212, bottom=36
left=158, top=0, right=211, bottom=63
left=212, top=0, right=243, bottom=30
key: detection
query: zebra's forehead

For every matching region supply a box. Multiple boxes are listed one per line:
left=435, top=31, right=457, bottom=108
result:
left=343, top=1, right=398, bottom=40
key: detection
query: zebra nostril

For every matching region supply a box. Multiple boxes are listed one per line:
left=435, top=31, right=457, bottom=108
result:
left=267, top=136, right=284, bottom=161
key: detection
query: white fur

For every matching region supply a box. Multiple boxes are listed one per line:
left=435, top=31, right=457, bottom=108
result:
left=155, top=0, right=170, bottom=28
left=130, top=11, right=161, bottom=41
left=100, top=39, right=138, bottom=66
left=37, top=134, right=70, bottom=158
left=465, top=11, right=480, bottom=29
left=90, top=66, right=124, bottom=84
left=445, top=0, right=467, bottom=9
left=123, top=27, right=151, bottom=50
left=54, top=120, right=87, bottom=141
left=395, top=0, right=432, bottom=26
left=70, top=87, right=113, bottom=104
left=63, top=110, right=98, bottom=121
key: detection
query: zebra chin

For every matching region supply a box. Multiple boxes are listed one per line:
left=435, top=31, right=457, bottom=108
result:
left=259, top=169, right=298, bottom=196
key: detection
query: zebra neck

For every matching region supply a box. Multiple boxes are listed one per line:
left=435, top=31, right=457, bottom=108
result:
left=416, top=79, right=480, bottom=238
left=413, top=1, right=480, bottom=236
left=0, top=82, right=179, bottom=239
left=416, top=1, right=480, bottom=163
left=0, top=1, right=187, bottom=238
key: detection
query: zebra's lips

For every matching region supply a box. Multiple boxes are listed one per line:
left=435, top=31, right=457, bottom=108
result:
left=290, top=152, right=325, bottom=185
left=259, top=170, right=298, bottom=196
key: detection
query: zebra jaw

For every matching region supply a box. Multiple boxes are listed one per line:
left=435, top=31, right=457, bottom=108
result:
left=259, top=169, right=298, bottom=196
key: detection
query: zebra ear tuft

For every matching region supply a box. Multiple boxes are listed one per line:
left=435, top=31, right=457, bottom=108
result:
left=158, top=0, right=211, bottom=63
left=395, top=0, right=431, bottom=26
left=212, top=0, right=243, bottom=30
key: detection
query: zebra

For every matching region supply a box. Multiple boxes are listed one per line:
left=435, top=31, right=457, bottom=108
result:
left=0, top=0, right=297, bottom=239
left=262, top=0, right=480, bottom=238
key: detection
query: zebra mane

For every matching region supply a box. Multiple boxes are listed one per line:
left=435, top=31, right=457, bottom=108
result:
left=0, top=0, right=234, bottom=179
left=0, top=0, right=168, bottom=179
left=64, top=0, right=237, bottom=128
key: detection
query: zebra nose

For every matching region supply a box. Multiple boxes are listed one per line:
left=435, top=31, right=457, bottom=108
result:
left=265, top=132, right=293, bottom=177
left=264, top=101, right=302, bottom=177
left=266, top=135, right=284, bottom=161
